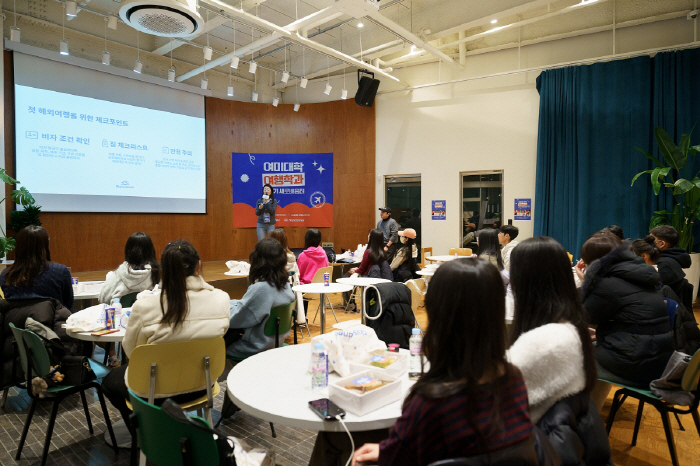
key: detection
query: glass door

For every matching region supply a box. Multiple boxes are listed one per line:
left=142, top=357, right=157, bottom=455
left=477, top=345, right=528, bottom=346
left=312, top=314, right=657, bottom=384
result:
left=385, top=175, right=422, bottom=247
left=461, top=171, right=503, bottom=248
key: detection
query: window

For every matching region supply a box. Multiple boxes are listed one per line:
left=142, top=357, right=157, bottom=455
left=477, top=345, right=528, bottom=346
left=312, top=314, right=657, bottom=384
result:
left=461, top=171, right=502, bottom=246
left=385, top=175, right=422, bottom=246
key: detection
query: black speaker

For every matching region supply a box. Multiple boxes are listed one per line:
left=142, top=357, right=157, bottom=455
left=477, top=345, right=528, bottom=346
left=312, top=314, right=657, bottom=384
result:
left=355, top=70, right=380, bottom=107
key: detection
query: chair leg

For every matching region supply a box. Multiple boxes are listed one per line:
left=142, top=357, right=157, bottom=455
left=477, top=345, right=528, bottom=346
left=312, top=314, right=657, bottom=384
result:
left=293, top=322, right=298, bottom=345
left=326, top=295, right=338, bottom=323
left=658, top=408, right=679, bottom=466
left=95, top=385, right=119, bottom=455
left=1, top=387, right=9, bottom=410
left=631, top=400, right=644, bottom=446
left=205, top=407, right=213, bottom=428
left=692, top=409, right=700, bottom=438
left=605, top=390, right=624, bottom=435
left=16, top=397, right=38, bottom=460
left=673, top=412, right=685, bottom=431
left=269, top=422, right=277, bottom=438
left=80, top=390, right=94, bottom=434
left=41, top=399, right=61, bottom=466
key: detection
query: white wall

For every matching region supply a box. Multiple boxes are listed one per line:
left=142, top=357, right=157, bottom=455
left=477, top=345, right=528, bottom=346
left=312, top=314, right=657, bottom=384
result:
left=375, top=16, right=697, bottom=256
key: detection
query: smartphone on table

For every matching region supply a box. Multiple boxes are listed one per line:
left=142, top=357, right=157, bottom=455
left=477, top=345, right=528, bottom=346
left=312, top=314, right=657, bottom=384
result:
left=309, top=398, right=346, bottom=421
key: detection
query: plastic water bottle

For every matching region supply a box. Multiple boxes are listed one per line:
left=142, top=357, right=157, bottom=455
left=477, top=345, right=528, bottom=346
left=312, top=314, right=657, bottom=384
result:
left=409, top=328, right=423, bottom=381
left=111, top=298, right=122, bottom=329
left=311, top=343, right=328, bottom=392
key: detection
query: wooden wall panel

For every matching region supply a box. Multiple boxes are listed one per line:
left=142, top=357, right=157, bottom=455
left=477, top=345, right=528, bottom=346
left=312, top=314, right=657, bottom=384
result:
left=4, top=51, right=375, bottom=271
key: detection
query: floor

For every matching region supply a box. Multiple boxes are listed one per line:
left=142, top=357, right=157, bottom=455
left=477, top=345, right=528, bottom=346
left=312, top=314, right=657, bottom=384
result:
left=0, top=291, right=697, bottom=465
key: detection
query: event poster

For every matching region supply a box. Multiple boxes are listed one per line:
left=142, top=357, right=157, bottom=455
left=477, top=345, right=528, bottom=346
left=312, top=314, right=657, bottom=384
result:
left=514, top=198, right=531, bottom=220
left=432, top=200, right=446, bottom=220
left=232, top=152, right=333, bottom=228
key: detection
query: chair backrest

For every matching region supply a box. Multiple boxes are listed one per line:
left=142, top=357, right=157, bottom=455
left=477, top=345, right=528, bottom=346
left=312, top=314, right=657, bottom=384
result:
left=420, top=247, right=433, bottom=268
left=306, top=266, right=334, bottom=299
left=405, top=279, right=426, bottom=315
left=9, top=323, right=51, bottom=379
left=263, top=301, right=296, bottom=347
left=665, top=298, right=679, bottom=325
left=119, top=291, right=139, bottom=308
left=128, top=390, right=220, bottom=466
left=448, top=248, right=473, bottom=256
left=681, top=349, right=700, bottom=392
left=127, top=337, right=226, bottom=398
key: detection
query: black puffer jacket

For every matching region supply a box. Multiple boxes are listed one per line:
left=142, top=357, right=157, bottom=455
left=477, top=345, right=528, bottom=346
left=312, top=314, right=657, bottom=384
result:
left=657, top=247, right=693, bottom=309
left=582, top=247, right=674, bottom=387
left=363, top=282, right=415, bottom=349
left=536, top=392, right=613, bottom=466
left=0, top=299, right=72, bottom=389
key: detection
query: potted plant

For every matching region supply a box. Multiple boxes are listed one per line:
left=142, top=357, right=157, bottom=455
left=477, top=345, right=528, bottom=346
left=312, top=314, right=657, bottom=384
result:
left=631, top=126, right=700, bottom=299
left=0, top=168, right=40, bottom=260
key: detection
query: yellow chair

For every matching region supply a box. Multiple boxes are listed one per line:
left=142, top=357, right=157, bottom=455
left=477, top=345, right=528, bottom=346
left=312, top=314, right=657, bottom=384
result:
left=125, top=337, right=225, bottom=428
left=420, top=247, right=433, bottom=268
left=306, top=266, right=339, bottom=324
left=448, top=248, right=473, bottom=256
left=405, top=279, right=425, bottom=334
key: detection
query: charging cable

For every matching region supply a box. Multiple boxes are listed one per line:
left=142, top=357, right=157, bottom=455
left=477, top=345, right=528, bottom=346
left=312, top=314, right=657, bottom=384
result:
left=336, top=414, right=354, bottom=466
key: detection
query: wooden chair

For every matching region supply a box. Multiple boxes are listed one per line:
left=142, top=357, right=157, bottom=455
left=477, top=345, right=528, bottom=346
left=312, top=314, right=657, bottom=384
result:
left=420, top=247, right=433, bottom=268
left=405, top=279, right=425, bottom=334
left=448, top=248, right=473, bottom=256
left=9, top=323, right=118, bottom=466
left=604, top=349, right=700, bottom=466
left=307, top=266, right=339, bottom=324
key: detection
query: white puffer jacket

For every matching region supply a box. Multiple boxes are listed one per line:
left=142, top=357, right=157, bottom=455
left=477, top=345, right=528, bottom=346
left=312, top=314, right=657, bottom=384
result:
left=99, top=262, right=155, bottom=304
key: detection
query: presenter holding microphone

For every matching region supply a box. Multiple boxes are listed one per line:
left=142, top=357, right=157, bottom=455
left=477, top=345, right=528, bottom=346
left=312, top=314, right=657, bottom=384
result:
left=256, top=184, right=278, bottom=242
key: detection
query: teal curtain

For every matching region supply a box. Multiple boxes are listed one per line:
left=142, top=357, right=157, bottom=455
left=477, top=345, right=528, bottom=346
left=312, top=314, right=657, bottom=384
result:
left=534, top=47, right=700, bottom=257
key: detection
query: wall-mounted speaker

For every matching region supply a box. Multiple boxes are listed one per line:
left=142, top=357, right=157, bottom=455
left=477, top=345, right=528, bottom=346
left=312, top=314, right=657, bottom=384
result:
left=355, top=70, right=380, bottom=107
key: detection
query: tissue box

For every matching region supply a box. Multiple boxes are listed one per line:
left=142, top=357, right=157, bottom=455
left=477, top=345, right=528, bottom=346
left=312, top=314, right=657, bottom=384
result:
left=349, top=352, right=407, bottom=378
left=329, top=370, right=402, bottom=416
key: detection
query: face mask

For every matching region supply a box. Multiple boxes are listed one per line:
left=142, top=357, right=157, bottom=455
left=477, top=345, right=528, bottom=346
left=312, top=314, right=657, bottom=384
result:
left=400, top=236, right=407, bottom=244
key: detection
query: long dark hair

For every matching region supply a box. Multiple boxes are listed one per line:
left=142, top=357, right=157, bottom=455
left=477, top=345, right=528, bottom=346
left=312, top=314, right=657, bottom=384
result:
left=478, top=229, right=503, bottom=270
left=509, top=237, right=597, bottom=393
left=269, top=228, right=292, bottom=255
left=248, top=238, right=289, bottom=291
left=124, top=232, right=160, bottom=287
left=262, top=183, right=275, bottom=201
left=368, top=229, right=387, bottom=265
left=407, top=258, right=512, bottom=400
left=159, top=241, right=200, bottom=329
left=631, top=235, right=661, bottom=263
left=4, top=226, right=51, bottom=287
left=304, top=229, right=322, bottom=249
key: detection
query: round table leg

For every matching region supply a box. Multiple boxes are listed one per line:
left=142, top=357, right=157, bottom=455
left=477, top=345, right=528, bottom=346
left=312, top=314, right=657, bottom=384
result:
left=320, top=293, right=326, bottom=334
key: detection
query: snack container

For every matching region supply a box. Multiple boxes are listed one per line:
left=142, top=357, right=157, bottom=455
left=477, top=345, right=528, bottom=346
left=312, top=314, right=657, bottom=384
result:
left=323, top=272, right=330, bottom=286
left=349, top=352, right=408, bottom=378
left=329, top=370, right=402, bottom=416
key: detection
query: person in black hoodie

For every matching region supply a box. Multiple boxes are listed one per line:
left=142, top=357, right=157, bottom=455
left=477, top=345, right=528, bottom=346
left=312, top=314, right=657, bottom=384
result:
left=650, top=225, right=693, bottom=309
left=580, top=232, right=674, bottom=390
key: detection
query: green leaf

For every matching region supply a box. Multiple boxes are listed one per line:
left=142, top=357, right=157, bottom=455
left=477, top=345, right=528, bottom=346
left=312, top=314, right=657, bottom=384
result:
left=0, top=168, right=18, bottom=186
left=631, top=170, right=653, bottom=186
left=655, top=127, right=687, bottom=170
left=10, top=187, right=34, bottom=207
left=673, top=178, right=695, bottom=194
left=634, top=147, right=665, bottom=168
left=650, top=215, right=669, bottom=228
left=680, top=133, right=691, bottom=156
left=654, top=210, right=673, bottom=216
left=691, top=145, right=700, bottom=155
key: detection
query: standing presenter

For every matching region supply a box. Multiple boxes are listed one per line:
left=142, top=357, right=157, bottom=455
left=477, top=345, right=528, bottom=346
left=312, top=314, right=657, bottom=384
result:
left=256, top=184, right=278, bottom=241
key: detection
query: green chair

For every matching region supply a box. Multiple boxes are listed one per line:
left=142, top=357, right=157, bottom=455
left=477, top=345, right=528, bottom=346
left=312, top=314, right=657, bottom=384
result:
left=9, top=323, right=118, bottom=466
left=603, top=349, right=700, bottom=466
left=128, top=389, right=219, bottom=466
left=119, top=291, right=139, bottom=308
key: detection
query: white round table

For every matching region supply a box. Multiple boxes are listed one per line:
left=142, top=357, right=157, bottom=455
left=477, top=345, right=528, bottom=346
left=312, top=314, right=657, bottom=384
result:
left=416, top=269, right=435, bottom=288
left=68, top=328, right=125, bottom=343
left=336, top=277, right=391, bottom=322
left=425, top=255, right=460, bottom=263
left=226, top=344, right=411, bottom=432
left=293, top=283, right=353, bottom=334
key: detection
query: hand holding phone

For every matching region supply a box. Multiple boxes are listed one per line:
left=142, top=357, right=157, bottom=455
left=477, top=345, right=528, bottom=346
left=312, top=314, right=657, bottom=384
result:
left=309, top=398, right=345, bottom=420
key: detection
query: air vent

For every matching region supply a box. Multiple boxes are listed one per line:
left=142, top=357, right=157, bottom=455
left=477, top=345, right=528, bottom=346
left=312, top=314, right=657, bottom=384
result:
left=119, top=0, right=204, bottom=38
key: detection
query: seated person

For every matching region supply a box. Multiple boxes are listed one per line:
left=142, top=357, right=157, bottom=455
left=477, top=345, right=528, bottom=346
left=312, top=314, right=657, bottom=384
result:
left=269, top=228, right=299, bottom=280
left=650, top=225, right=693, bottom=309
left=226, top=238, right=295, bottom=359
left=390, top=228, right=420, bottom=283
left=101, top=241, right=230, bottom=424
left=498, top=224, right=519, bottom=271
left=631, top=235, right=660, bottom=270
left=0, top=226, right=73, bottom=309
left=477, top=228, right=504, bottom=271
left=345, top=229, right=393, bottom=312
left=508, top=237, right=612, bottom=465
left=351, top=258, right=534, bottom=465
left=99, top=232, right=160, bottom=304
left=297, top=229, right=329, bottom=284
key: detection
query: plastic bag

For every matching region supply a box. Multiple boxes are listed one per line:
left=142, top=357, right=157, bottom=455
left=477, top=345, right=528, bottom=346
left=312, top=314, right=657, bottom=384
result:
left=310, top=325, right=387, bottom=376
left=64, top=304, right=108, bottom=332
left=226, top=260, right=251, bottom=274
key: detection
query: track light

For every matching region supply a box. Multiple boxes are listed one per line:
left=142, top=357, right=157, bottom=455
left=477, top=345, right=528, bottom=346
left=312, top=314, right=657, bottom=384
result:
left=341, top=88, right=348, bottom=99
left=227, top=86, right=234, bottom=96
left=249, top=61, right=257, bottom=74
left=201, top=78, right=208, bottom=90
left=281, top=71, right=290, bottom=83
left=252, top=91, right=259, bottom=102
left=294, top=103, right=300, bottom=112
left=102, top=51, right=111, bottom=65
left=108, top=15, right=118, bottom=30
left=59, top=40, right=69, bottom=55
left=491, top=19, right=498, bottom=24
left=300, top=77, right=308, bottom=88
left=134, top=60, right=142, bottom=73
left=324, top=83, right=332, bottom=95
left=357, top=22, right=364, bottom=28
left=66, top=1, right=77, bottom=17
left=168, top=69, right=176, bottom=82
left=272, top=96, right=279, bottom=107
left=231, top=56, right=240, bottom=69
left=203, top=46, right=213, bottom=60
left=10, top=27, right=20, bottom=43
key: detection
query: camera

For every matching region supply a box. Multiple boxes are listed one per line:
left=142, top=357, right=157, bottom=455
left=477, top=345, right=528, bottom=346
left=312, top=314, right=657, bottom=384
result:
left=688, top=9, right=699, bottom=19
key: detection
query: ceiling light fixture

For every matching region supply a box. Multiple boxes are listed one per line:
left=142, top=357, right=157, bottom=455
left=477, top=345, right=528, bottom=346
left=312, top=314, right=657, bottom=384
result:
left=231, top=56, right=240, bottom=69
left=252, top=67, right=258, bottom=101
left=231, top=23, right=239, bottom=69
left=340, top=28, right=347, bottom=99
left=300, top=48, right=307, bottom=88
left=281, top=71, right=290, bottom=83
left=228, top=65, right=234, bottom=96
left=203, top=11, right=212, bottom=60
left=294, top=103, right=300, bottom=112
left=294, top=82, right=300, bottom=112
left=249, top=61, right=257, bottom=74
left=324, top=83, right=332, bottom=95
left=134, top=31, right=142, bottom=73
left=168, top=38, right=175, bottom=81
left=59, top=4, right=69, bottom=55
left=357, top=22, right=364, bottom=28
left=281, top=41, right=289, bottom=82
left=300, top=77, right=308, bottom=88
left=102, top=17, right=110, bottom=65
left=201, top=77, right=208, bottom=90
left=108, top=14, right=118, bottom=30
left=10, top=0, right=20, bottom=42
left=491, top=19, right=497, bottom=24
left=323, top=56, right=331, bottom=95
left=66, top=0, right=77, bottom=18
left=252, top=91, right=259, bottom=101
left=248, top=25, right=257, bottom=74
left=272, top=96, right=279, bottom=107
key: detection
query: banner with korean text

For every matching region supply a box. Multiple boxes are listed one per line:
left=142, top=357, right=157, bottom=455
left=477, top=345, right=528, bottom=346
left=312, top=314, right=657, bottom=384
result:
left=232, top=152, right=334, bottom=228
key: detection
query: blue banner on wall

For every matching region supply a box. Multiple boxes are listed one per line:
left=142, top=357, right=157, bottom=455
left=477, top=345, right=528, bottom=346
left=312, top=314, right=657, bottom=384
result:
left=232, top=152, right=334, bottom=228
